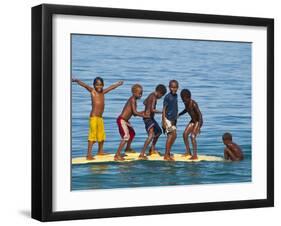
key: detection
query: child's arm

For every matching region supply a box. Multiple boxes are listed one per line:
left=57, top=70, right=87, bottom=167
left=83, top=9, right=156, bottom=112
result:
left=150, top=98, right=162, bottom=114
left=72, top=79, right=93, bottom=92
left=178, top=109, right=187, bottom=118
left=153, top=109, right=162, bottom=114
left=224, top=147, right=230, bottom=160
left=131, top=98, right=147, bottom=118
left=162, top=106, right=167, bottom=129
left=226, top=146, right=239, bottom=161
left=103, top=81, right=123, bottom=94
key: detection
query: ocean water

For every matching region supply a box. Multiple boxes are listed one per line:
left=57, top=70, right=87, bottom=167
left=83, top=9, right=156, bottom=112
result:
left=71, top=34, right=252, bottom=190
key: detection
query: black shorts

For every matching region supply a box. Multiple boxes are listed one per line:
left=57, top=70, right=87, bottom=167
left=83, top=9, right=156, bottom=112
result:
left=143, top=118, right=162, bottom=136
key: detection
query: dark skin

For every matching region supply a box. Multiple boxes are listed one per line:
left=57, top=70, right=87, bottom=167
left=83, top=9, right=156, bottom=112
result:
left=162, top=82, right=178, bottom=161
left=114, top=87, right=148, bottom=161
left=138, top=91, right=164, bottom=160
left=72, top=78, right=123, bottom=160
left=223, top=139, right=244, bottom=161
left=178, top=97, right=203, bottom=160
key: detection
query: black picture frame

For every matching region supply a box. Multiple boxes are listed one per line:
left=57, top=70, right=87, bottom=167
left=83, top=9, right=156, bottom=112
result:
left=32, top=3, right=274, bottom=222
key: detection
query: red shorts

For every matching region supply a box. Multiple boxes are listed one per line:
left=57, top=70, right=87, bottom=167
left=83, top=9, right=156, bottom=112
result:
left=116, top=116, right=135, bottom=141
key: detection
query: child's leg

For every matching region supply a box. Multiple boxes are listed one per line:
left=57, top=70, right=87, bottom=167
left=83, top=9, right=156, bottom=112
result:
left=139, top=128, right=154, bottom=159
left=125, top=126, right=136, bottom=153
left=87, top=141, right=96, bottom=160
left=114, top=140, right=127, bottom=161
left=149, top=133, right=160, bottom=155
left=164, top=130, right=177, bottom=160
left=97, top=141, right=109, bottom=155
left=96, top=117, right=108, bottom=155
left=87, top=117, right=97, bottom=159
left=124, top=139, right=133, bottom=152
left=190, top=122, right=200, bottom=160
left=149, top=121, right=162, bottom=155
left=182, top=123, right=194, bottom=156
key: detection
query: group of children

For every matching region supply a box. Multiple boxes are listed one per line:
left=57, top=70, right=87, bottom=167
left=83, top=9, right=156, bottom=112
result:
left=72, top=77, right=243, bottom=162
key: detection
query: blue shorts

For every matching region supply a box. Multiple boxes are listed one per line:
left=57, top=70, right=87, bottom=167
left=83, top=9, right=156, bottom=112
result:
left=143, top=118, right=162, bottom=136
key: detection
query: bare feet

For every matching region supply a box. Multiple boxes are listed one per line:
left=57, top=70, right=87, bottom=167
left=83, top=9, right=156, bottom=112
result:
left=168, top=155, right=175, bottom=161
left=164, top=155, right=175, bottom=161
left=189, top=155, right=198, bottom=160
left=163, top=155, right=169, bottom=160
left=86, top=155, right=95, bottom=160
left=182, top=152, right=192, bottom=157
left=125, top=148, right=136, bottom=153
left=138, top=154, right=148, bottom=160
left=148, top=150, right=161, bottom=156
left=96, top=152, right=110, bottom=156
left=114, top=155, right=125, bottom=161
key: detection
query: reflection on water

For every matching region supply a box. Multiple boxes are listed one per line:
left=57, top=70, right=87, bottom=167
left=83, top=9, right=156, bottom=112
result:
left=71, top=35, right=252, bottom=190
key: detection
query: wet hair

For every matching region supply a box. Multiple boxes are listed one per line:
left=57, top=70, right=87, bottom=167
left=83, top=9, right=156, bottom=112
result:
left=169, top=80, right=179, bottom=87
left=222, top=132, right=232, bottom=141
left=131, top=84, right=143, bottom=94
left=155, top=84, right=167, bottom=95
left=181, top=89, right=191, bottom=99
left=93, top=76, right=104, bottom=86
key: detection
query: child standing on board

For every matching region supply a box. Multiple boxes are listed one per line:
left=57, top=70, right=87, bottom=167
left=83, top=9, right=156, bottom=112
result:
left=178, top=89, right=203, bottom=160
left=115, top=84, right=147, bottom=161
left=72, top=77, right=123, bottom=160
left=222, top=132, right=244, bottom=161
left=162, top=80, right=179, bottom=161
left=138, top=84, right=167, bottom=160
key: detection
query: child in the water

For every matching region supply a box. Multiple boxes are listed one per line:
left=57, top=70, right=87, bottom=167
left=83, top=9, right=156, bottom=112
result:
left=114, top=84, right=147, bottom=161
left=178, top=89, right=203, bottom=160
left=222, top=132, right=244, bottom=161
left=72, top=77, right=123, bottom=160
left=138, top=84, right=167, bottom=160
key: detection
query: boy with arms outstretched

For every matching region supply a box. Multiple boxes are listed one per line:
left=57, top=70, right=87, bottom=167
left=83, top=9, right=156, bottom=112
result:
left=162, top=80, right=179, bottom=161
left=72, top=77, right=123, bottom=160
left=115, top=84, right=147, bottom=161
left=138, top=84, right=167, bottom=160
left=178, top=89, right=203, bottom=160
left=222, top=132, right=244, bottom=161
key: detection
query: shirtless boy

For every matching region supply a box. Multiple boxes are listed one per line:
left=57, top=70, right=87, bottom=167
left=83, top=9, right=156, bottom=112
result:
left=115, top=84, right=147, bottom=161
left=222, top=132, right=244, bottom=161
left=138, top=84, right=167, bottom=160
left=178, top=89, right=203, bottom=160
left=162, top=80, right=179, bottom=161
left=72, top=77, right=123, bottom=160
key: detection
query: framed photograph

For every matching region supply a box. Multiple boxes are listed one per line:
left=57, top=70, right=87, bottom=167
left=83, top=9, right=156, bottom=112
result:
left=32, top=4, right=274, bottom=221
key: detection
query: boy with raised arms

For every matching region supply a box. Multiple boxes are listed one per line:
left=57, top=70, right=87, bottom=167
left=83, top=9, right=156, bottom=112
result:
left=72, top=77, right=123, bottom=160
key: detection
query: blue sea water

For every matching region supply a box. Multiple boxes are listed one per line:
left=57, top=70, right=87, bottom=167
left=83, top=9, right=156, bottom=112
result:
left=71, top=34, right=252, bottom=190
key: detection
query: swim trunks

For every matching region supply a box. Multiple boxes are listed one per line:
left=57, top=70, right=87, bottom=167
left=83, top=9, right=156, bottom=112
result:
left=164, top=117, right=177, bottom=134
left=143, top=118, right=162, bottom=136
left=117, top=116, right=135, bottom=141
left=88, top=116, right=106, bottom=142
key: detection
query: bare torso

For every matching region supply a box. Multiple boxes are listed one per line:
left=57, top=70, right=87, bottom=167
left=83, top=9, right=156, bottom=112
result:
left=90, top=90, right=105, bottom=117
left=144, top=93, right=157, bottom=118
left=185, top=100, right=202, bottom=126
left=120, top=96, right=136, bottom=121
left=227, top=142, right=244, bottom=160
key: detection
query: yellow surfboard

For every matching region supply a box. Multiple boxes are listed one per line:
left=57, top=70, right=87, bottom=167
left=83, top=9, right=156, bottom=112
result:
left=72, top=152, right=224, bottom=164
